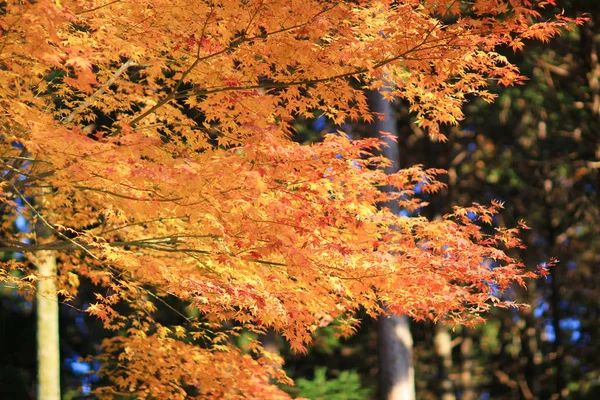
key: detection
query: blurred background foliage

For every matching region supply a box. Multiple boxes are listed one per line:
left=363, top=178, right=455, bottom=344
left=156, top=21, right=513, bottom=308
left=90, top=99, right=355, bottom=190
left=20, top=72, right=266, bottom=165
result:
left=1, top=1, right=598, bottom=399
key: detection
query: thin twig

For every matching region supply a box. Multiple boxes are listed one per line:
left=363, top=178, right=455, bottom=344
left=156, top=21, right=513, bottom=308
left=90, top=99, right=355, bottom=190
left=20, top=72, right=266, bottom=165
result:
left=75, top=0, right=123, bottom=15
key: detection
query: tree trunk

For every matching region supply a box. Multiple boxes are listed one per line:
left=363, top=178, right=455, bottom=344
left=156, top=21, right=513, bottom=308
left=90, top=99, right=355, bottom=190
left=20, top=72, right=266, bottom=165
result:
left=379, top=315, right=415, bottom=400
left=434, top=323, right=456, bottom=400
left=36, top=250, right=60, bottom=400
left=260, top=329, right=279, bottom=355
left=460, top=330, right=475, bottom=400
left=369, top=89, right=416, bottom=400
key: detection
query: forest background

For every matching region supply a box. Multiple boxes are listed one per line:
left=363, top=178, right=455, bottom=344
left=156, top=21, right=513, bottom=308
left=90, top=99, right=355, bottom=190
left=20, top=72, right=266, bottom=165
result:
left=0, top=0, right=597, bottom=399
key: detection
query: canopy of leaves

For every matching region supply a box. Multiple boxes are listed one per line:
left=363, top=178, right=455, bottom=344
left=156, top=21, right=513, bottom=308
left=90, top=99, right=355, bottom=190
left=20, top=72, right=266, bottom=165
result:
left=0, top=0, right=583, bottom=397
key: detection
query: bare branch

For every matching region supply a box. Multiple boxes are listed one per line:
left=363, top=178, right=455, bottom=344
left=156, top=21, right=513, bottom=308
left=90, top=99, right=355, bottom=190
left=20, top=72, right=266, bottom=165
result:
left=64, top=60, right=137, bottom=124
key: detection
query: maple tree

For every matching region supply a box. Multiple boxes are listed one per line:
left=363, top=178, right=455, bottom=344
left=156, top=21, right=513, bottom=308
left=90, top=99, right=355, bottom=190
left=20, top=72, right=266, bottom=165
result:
left=0, top=0, right=584, bottom=398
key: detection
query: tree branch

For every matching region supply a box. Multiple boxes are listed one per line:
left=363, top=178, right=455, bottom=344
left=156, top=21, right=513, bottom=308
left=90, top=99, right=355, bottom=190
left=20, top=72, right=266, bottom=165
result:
left=64, top=60, right=138, bottom=124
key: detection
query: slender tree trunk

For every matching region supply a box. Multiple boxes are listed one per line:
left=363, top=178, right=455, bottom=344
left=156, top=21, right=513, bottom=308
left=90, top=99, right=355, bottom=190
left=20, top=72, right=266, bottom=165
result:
left=541, top=132, right=564, bottom=399
left=434, top=323, right=456, bottom=400
left=518, top=288, right=541, bottom=400
left=460, top=330, right=475, bottom=400
left=36, top=250, right=61, bottom=400
left=369, top=89, right=416, bottom=400
left=547, top=223, right=564, bottom=400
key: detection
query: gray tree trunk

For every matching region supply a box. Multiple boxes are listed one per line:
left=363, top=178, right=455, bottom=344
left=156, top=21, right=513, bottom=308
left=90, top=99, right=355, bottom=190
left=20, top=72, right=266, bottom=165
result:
left=379, top=315, right=415, bottom=400
left=36, top=250, right=61, bottom=400
left=369, top=90, right=416, bottom=400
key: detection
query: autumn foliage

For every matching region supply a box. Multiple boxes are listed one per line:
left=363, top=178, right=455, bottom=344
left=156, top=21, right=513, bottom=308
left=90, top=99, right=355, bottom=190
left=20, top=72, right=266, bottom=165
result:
left=0, top=0, right=583, bottom=397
